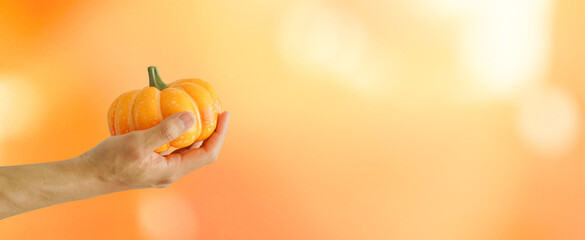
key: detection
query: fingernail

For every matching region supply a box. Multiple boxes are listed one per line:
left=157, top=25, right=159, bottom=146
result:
left=179, top=112, right=194, bottom=130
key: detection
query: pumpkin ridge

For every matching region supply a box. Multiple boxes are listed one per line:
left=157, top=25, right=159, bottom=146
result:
left=174, top=86, right=203, bottom=140
left=169, top=79, right=222, bottom=113
left=173, top=82, right=218, bottom=141
left=155, top=88, right=163, bottom=123
left=176, top=81, right=212, bottom=96
left=154, top=88, right=169, bottom=152
left=114, top=90, right=140, bottom=135
left=127, top=89, right=141, bottom=132
left=112, top=91, right=130, bottom=135
left=108, top=93, right=125, bottom=136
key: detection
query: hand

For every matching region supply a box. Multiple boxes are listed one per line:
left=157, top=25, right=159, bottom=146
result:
left=81, top=111, right=230, bottom=190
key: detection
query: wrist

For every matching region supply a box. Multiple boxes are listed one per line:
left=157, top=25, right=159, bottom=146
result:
left=74, top=153, right=131, bottom=197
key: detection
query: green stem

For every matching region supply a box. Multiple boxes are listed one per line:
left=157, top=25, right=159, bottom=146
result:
left=148, top=66, right=168, bottom=90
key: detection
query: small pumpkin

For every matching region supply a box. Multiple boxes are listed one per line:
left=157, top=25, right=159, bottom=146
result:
left=107, top=66, right=223, bottom=153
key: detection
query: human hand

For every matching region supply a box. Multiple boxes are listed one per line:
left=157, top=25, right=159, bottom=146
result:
left=81, top=111, right=230, bottom=191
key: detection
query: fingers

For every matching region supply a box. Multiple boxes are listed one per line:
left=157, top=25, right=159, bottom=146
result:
left=200, top=111, right=230, bottom=156
left=171, top=141, right=203, bottom=155
left=179, top=111, right=230, bottom=163
left=140, top=112, right=195, bottom=151
left=191, top=141, right=204, bottom=149
left=160, top=148, right=172, bottom=156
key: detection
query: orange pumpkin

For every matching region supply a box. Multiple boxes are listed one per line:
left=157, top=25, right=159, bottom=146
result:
left=107, top=66, right=223, bottom=153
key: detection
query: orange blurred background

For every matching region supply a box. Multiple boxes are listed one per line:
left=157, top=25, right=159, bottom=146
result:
left=1, top=0, right=585, bottom=239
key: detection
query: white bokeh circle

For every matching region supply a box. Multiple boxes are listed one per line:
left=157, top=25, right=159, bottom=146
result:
left=138, top=191, right=199, bottom=240
left=278, top=1, right=382, bottom=95
left=517, top=86, right=582, bottom=158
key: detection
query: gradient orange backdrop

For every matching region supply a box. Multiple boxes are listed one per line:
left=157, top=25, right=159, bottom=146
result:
left=1, top=0, right=585, bottom=239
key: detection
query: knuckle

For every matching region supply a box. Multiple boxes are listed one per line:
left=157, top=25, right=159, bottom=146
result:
left=159, top=124, right=177, bottom=141
left=153, top=177, right=175, bottom=188
left=155, top=183, right=171, bottom=188
left=206, top=151, right=219, bottom=164
left=125, top=145, right=144, bottom=159
left=150, top=170, right=181, bottom=188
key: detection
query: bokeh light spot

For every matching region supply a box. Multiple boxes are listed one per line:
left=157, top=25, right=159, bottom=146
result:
left=138, top=190, right=198, bottom=240
left=457, top=0, right=552, bottom=100
left=410, top=0, right=484, bottom=17
left=278, top=1, right=381, bottom=94
left=517, top=86, right=582, bottom=158
left=0, top=77, right=46, bottom=144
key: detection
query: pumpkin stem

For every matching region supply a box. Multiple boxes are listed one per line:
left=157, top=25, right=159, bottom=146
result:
left=148, top=66, right=168, bottom=90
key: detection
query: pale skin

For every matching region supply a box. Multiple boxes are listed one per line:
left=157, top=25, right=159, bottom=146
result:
left=0, top=111, right=230, bottom=220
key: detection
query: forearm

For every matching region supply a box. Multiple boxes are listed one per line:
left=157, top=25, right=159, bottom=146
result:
left=0, top=156, right=111, bottom=219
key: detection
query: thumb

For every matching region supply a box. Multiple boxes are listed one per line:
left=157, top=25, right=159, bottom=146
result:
left=142, top=111, right=195, bottom=151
